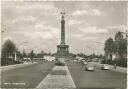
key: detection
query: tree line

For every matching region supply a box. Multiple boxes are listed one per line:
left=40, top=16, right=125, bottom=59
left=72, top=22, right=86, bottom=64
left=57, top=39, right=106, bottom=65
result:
left=1, top=39, right=50, bottom=66
left=103, top=31, right=127, bottom=67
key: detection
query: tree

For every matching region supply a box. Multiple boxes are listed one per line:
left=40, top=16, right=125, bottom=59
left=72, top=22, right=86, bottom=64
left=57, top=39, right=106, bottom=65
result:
left=104, top=38, right=115, bottom=53
left=104, top=37, right=115, bottom=64
left=115, top=31, right=126, bottom=55
left=77, top=53, right=85, bottom=58
left=115, top=31, right=124, bottom=42
left=114, top=31, right=127, bottom=67
left=28, top=50, right=36, bottom=60
left=40, top=51, right=44, bottom=57
left=2, top=39, right=16, bottom=58
left=103, top=31, right=127, bottom=67
left=16, top=50, right=22, bottom=59
left=36, top=51, right=44, bottom=58
left=1, top=39, right=17, bottom=66
left=22, top=50, right=27, bottom=57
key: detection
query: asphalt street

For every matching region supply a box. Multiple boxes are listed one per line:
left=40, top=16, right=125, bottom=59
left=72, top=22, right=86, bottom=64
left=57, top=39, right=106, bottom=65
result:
left=1, top=61, right=55, bottom=88
left=1, top=61, right=127, bottom=89
left=67, top=62, right=127, bottom=89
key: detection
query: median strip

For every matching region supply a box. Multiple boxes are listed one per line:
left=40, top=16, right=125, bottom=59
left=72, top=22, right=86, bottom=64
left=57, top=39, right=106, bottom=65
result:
left=50, top=70, right=67, bottom=75
left=36, top=65, right=76, bottom=88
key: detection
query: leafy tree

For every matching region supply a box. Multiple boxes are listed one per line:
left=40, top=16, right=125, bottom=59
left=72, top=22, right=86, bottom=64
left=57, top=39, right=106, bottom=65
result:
left=103, top=31, right=127, bottom=67
left=22, top=50, right=27, bottom=57
left=1, top=39, right=17, bottom=66
left=104, top=37, right=116, bottom=64
left=104, top=37, right=115, bottom=54
left=16, top=50, right=22, bottom=59
left=115, top=31, right=126, bottom=55
left=76, top=53, right=85, bottom=58
left=36, top=51, right=44, bottom=58
left=2, top=39, right=16, bottom=58
left=114, top=31, right=127, bottom=67
left=41, top=51, right=44, bottom=57
left=28, top=50, right=36, bottom=60
left=115, top=31, right=124, bottom=42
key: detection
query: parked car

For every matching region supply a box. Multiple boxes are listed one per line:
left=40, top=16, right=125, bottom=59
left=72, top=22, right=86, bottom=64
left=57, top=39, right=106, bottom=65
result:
left=85, top=63, right=94, bottom=71
left=74, top=60, right=77, bottom=62
left=83, top=61, right=87, bottom=65
left=101, top=64, right=110, bottom=70
left=77, top=60, right=80, bottom=63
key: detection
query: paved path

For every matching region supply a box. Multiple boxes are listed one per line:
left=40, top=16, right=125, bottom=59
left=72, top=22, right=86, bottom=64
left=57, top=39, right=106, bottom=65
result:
left=36, top=65, right=76, bottom=89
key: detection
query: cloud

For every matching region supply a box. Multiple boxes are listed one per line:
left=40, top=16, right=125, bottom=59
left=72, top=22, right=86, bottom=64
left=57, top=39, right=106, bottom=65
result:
left=79, top=26, right=108, bottom=34
left=2, top=1, right=126, bottom=54
left=91, top=9, right=101, bottom=16
left=72, top=9, right=101, bottom=16
left=107, top=25, right=127, bottom=31
left=68, top=19, right=82, bottom=26
left=2, top=2, right=60, bottom=40
left=31, top=32, right=54, bottom=39
left=14, top=24, right=60, bottom=40
left=3, top=37, right=12, bottom=41
left=12, top=16, right=36, bottom=24
left=106, top=25, right=127, bottom=37
left=2, top=1, right=60, bottom=25
left=72, top=10, right=88, bottom=16
left=71, top=34, right=84, bottom=38
left=81, top=36, right=100, bottom=41
left=35, top=22, right=59, bottom=35
left=3, top=2, right=56, bottom=11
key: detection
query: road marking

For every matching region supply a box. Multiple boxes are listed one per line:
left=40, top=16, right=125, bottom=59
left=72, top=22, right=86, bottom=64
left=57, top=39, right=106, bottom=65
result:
left=36, top=65, right=76, bottom=88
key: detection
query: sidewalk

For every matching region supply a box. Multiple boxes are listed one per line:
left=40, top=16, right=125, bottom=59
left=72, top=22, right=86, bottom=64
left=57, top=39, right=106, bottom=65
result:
left=36, top=64, right=76, bottom=89
left=93, top=62, right=127, bottom=74
left=1, top=62, right=37, bottom=71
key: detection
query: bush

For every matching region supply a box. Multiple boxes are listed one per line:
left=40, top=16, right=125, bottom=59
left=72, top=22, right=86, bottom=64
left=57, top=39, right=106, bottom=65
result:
left=113, top=59, right=127, bottom=67
left=1, top=58, right=24, bottom=66
left=101, top=59, right=106, bottom=64
left=1, top=58, right=15, bottom=66
left=101, top=59, right=127, bottom=68
left=14, top=60, right=24, bottom=64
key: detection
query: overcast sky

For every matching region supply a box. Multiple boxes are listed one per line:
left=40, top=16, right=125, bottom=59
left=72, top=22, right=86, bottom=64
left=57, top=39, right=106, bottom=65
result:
left=1, top=1, right=127, bottom=55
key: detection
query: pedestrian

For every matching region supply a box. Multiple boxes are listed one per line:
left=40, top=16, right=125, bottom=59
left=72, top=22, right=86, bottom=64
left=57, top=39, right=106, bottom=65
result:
left=114, top=64, right=116, bottom=69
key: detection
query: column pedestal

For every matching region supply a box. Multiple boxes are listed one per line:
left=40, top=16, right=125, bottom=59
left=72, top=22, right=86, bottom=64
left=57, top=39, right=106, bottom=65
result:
left=57, top=44, right=69, bottom=58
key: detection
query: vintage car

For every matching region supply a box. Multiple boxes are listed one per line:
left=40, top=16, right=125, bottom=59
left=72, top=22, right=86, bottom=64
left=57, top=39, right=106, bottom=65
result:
left=85, top=63, right=94, bottom=71
left=101, top=64, right=110, bottom=70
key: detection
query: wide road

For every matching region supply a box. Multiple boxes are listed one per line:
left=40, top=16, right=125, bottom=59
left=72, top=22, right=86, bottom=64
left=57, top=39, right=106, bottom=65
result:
left=1, top=61, right=55, bottom=88
left=67, top=62, right=127, bottom=89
